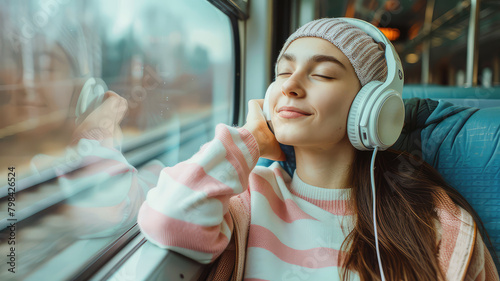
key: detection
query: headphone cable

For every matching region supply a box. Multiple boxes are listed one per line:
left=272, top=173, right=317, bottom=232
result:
left=371, top=146, right=386, bottom=281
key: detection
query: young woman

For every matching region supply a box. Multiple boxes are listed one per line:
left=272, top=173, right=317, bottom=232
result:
left=137, top=18, right=499, bottom=280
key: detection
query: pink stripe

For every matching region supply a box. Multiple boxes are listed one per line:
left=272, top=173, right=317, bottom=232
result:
left=274, top=168, right=284, bottom=179
left=163, top=162, right=235, bottom=197
left=273, top=168, right=291, bottom=189
left=273, top=168, right=290, bottom=183
left=218, top=126, right=251, bottom=190
left=248, top=225, right=343, bottom=268
left=237, top=127, right=260, bottom=166
left=138, top=202, right=232, bottom=256
left=435, top=194, right=461, bottom=273
left=239, top=189, right=252, bottom=214
left=251, top=174, right=317, bottom=223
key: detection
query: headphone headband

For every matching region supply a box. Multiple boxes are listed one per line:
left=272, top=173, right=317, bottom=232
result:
left=338, top=18, right=404, bottom=95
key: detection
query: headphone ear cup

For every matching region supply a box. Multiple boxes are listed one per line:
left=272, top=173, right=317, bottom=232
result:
left=372, top=91, right=405, bottom=149
left=347, top=81, right=382, bottom=151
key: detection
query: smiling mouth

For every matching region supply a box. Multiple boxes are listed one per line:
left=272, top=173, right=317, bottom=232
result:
left=277, top=107, right=312, bottom=119
left=278, top=111, right=311, bottom=118
left=16, top=101, right=47, bottom=107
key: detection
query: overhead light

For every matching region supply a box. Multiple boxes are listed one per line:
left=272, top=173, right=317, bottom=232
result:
left=378, top=27, right=400, bottom=41
left=431, top=37, right=443, bottom=46
left=405, top=53, right=419, bottom=64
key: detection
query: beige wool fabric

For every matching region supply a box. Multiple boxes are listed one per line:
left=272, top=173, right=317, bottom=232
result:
left=276, top=18, right=388, bottom=86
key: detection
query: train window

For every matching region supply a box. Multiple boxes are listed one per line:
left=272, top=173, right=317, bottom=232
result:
left=397, top=0, right=500, bottom=88
left=0, top=0, right=234, bottom=279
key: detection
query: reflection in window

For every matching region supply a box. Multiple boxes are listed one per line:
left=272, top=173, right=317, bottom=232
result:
left=0, top=0, right=234, bottom=279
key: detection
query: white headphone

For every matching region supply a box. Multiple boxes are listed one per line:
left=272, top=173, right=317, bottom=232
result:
left=342, top=18, right=405, bottom=151
left=263, top=18, right=405, bottom=151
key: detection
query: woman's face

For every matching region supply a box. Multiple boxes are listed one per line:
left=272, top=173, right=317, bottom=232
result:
left=271, top=37, right=361, bottom=149
left=0, top=40, right=76, bottom=136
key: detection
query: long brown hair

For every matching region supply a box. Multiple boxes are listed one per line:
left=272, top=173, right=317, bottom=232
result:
left=340, top=149, right=496, bottom=281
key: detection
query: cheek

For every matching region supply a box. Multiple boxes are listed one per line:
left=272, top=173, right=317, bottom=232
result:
left=269, top=90, right=282, bottom=115
left=319, top=95, right=355, bottom=130
left=42, top=80, right=75, bottom=111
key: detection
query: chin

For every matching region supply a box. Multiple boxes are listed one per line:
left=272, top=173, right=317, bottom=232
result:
left=275, top=131, right=308, bottom=147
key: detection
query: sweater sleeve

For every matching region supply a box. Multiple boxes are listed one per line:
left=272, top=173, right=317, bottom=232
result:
left=464, top=233, right=500, bottom=281
left=434, top=192, right=500, bottom=280
left=137, top=124, right=260, bottom=264
left=29, top=138, right=164, bottom=238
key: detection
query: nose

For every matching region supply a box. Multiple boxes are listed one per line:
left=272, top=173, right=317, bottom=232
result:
left=281, top=73, right=306, bottom=98
left=16, top=75, right=38, bottom=103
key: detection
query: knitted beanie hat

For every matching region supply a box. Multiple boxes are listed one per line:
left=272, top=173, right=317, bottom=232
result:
left=276, top=18, right=388, bottom=86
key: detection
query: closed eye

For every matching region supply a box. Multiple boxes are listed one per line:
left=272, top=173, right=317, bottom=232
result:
left=314, top=75, right=334, bottom=79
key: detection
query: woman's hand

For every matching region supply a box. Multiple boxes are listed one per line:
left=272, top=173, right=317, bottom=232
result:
left=72, top=91, right=128, bottom=148
left=243, top=99, right=285, bottom=161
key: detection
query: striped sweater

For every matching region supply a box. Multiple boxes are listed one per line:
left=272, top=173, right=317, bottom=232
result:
left=137, top=124, right=499, bottom=280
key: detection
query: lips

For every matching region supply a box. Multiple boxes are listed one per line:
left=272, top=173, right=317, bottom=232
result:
left=278, top=106, right=311, bottom=114
left=17, top=103, right=45, bottom=107
left=16, top=100, right=46, bottom=107
left=277, top=106, right=312, bottom=119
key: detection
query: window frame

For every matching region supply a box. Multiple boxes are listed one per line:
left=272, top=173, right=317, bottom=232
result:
left=0, top=0, right=243, bottom=279
left=77, top=0, right=243, bottom=279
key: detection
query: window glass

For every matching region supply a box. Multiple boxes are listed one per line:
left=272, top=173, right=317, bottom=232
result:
left=0, top=0, right=234, bottom=279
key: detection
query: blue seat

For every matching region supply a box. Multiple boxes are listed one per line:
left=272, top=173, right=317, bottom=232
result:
left=402, top=85, right=500, bottom=108
left=401, top=98, right=499, bottom=265
left=402, top=85, right=500, bottom=99
left=258, top=93, right=500, bottom=269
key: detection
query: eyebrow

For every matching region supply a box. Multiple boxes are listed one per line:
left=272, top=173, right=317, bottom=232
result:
left=33, top=49, right=68, bottom=64
left=281, top=53, right=346, bottom=70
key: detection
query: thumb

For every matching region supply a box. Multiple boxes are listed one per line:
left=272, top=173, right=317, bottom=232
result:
left=246, top=99, right=265, bottom=123
left=101, top=91, right=128, bottom=125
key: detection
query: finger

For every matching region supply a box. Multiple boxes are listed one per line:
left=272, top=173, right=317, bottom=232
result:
left=103, top=90, right=116, bottom=100
left=246, top=100, right=265, bottom=122
left=101, top=91, right=128, bottom=124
